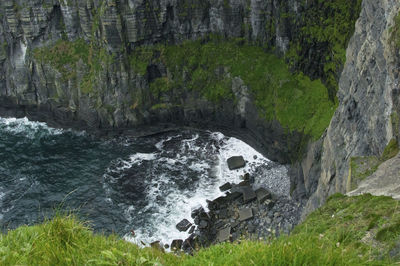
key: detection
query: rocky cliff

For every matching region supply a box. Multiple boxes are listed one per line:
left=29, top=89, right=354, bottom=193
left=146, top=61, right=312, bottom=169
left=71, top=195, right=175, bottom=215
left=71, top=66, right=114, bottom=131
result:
left=0, top=0, right=360, bottom=164
left=1, top=0, right=389, bottom=215
left=300, top=0, right=400, bottom=215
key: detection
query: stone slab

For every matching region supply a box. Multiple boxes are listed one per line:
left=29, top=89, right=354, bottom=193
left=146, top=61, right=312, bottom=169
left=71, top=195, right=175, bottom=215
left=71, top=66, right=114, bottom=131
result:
left=217, top=226, right=231, bottom=242
left=227, top=156, right=246, bottom=170
left=239, top=208, right=253, bottom=222
left=242, top=187, right=257, bottom=203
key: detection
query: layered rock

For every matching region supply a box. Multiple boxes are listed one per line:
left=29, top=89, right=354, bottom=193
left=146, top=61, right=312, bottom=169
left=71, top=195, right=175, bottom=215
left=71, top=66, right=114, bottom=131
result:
left=302, top=0, right=400, bottom=215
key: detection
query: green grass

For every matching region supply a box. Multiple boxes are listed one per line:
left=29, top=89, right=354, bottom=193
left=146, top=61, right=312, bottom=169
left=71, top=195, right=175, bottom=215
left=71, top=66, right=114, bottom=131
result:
left=130, top=37, right=336, bottom=140
left=390, top=12, right=400, bottom=49
left=2, top=194, right=400, bottom=265
left=285, top=0, right=363, bottom=98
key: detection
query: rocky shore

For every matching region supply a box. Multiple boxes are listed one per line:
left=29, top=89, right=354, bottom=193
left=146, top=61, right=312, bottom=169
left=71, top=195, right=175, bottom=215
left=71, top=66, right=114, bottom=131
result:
left=164, top=156, right=304, bottom=253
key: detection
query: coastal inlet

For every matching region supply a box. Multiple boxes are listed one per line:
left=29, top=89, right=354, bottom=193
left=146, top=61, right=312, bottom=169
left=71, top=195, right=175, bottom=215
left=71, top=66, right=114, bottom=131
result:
left=0, top=117, right=294, bottom=247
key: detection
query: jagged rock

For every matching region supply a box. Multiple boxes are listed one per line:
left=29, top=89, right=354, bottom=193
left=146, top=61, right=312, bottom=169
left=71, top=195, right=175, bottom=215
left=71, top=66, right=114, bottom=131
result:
left=227, top=156, right=246, bottom=170
left=191, top=205, right=204, bottom=219
left=176, top=219, right=192, bottom=232
left=198, top=220, right=208, bottom=230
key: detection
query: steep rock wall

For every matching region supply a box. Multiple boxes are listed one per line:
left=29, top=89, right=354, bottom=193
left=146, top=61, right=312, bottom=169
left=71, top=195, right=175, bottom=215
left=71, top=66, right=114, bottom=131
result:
left=0, top=0, right=360, bottom=163
left=302, top=0, right=400, bottom=214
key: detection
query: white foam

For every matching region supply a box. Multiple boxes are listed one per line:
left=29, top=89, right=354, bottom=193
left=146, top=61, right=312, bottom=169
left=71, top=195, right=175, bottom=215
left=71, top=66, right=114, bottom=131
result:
left=0, top=117, right=86, bottom=139
left=106, top=131, right=289, bottom=249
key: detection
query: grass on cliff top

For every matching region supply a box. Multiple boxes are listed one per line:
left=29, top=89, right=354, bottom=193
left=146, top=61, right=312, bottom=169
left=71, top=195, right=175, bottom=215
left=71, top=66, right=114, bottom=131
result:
left=2, top=194, right=400, bottom=265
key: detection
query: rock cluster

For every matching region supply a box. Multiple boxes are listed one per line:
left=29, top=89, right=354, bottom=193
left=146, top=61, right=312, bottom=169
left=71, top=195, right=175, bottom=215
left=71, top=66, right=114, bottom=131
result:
left=170, top=156, right=303, bottom=253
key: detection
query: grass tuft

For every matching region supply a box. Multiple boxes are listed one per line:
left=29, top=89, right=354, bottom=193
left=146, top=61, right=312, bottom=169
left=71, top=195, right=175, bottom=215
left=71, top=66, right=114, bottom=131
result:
left=2, top=194, right=400, bottom=265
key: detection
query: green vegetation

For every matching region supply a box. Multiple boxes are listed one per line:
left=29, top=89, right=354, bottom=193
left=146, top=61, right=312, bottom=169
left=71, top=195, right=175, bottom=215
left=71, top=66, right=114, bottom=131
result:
left=348, top=139, right=399, bottom=191
left=390, top=12, right=400, bottom=49
left=130, top=37, right=336, bottom=139
left=2, top=194, right=400, bottom=265
left=286, top=0, right=362, bottom=99
left=34, top=39, right=113, bottom=94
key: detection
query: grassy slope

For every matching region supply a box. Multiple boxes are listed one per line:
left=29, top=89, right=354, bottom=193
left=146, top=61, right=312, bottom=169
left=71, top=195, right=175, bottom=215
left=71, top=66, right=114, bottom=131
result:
left=2, top=194, right=400, bottom=265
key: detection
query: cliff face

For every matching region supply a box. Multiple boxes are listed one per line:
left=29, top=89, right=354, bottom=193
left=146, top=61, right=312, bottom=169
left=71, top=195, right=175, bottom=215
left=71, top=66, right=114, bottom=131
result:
left=2, top=0, right=392, bottom=214
left=0, top=0, right=360, bottom=163
left=302, top=0, right=400, bottom=214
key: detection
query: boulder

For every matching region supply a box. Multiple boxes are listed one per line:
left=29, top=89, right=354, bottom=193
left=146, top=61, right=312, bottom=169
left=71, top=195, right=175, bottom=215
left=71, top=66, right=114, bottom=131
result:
left=188, top=225, right=195, bottom=234
left=219, top=182, right=232, bottom=192
left=176, top=219, right=192, bottom=232
left=198, top=220, right=208, bottom=229
left=239, top=208, right=253, bottom=222
left=242, top=187, right=257, bottom=203
left=217, top=226, right=231, bottom=242
left=255, top=187, right=272, bottom=203
left=171, top=239, right=183, bottom=250
left=227, top=156, right=246, bottom=170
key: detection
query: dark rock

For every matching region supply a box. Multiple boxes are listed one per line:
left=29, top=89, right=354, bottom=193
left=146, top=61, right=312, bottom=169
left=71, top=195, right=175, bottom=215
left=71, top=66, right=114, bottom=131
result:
left=230, top=221, right=239, bottom=228
left=264, top=199, right=275, bottom=209
left=176, top=219, right=192, bottom=232
left=239, top=208, right=253, bottom=221
left=255, top=188, right=272, bottom=203
left=198, top=220, right=208, bottom=229
left=219, top=182, right=232, bottom=192
left=225, top=191, right=242, bottom=201
left=164, top=244, right=170, bottom=249
left=191, top=205, right=205, bottom=218
left=188, top=225, right=195, bottom=234
left=215, top=220, right=226, bottom=229
left=218, top=208, right=229, bottom=219
left=150, top=241, right=163, bottom=251
left=248, top=224, right=256, bottom=233
left=241, top=173, right=250, bottom=181
left=242, top=187, right=257, bottom=203
left=217, top=226, right=231, bottom=242
left=171, top=239, right=183, bottom=250
left=227, top=156, right=246, bottom=170
left=239, top=180, right=250, bottom=187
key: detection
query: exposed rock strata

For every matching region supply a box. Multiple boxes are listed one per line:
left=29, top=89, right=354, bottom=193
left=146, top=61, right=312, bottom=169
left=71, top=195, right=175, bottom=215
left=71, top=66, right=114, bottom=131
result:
left=301, top=0, right=400, bottom=215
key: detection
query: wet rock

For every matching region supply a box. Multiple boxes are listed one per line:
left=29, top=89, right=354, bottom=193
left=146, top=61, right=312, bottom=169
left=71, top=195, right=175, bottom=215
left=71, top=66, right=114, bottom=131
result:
left=176, top=219, right=192, bottom=232
left=225, top=191, right=242, bottom=201
left=227, top=156, right=246, bottom=170
left=164, top=244, right=170, bottom=249
left=256, top=188, right=272, bottom=203
left=191, top=205, right=204, bottom=218
left=188, top=225, right=195, bottom=234
left=219, top=182, right=232, bottom=192
left=241, top=173, right=250, bottom=181
left=239, top=208, right=253, bottom=222
left=242, top=187, right=257, bottom=203
left=171, top=239, right=183, bottom=250
left=217, top=226, right=231, bottom=242
left=218, top=208, right=229, bottom=219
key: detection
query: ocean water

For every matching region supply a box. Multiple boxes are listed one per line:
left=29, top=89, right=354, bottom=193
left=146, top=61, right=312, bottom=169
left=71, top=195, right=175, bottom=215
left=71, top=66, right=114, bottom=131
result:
left=0, top=117, right=289, bottom=246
